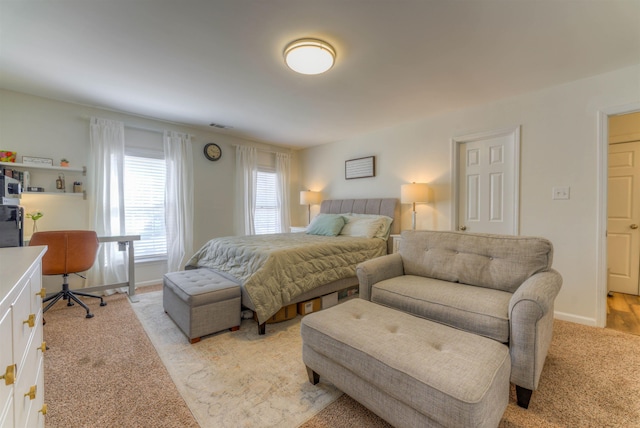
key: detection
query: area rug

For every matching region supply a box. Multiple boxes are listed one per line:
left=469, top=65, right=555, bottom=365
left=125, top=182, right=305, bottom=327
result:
left=131, top=291, right=342, bottom=427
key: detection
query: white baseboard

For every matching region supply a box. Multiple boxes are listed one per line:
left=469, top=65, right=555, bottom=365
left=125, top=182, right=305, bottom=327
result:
left=554, top=311, right=599, bottom=327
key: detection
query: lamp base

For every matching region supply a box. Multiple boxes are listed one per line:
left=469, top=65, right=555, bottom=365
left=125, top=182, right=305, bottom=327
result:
left=411, top=210, right=417, bottom=230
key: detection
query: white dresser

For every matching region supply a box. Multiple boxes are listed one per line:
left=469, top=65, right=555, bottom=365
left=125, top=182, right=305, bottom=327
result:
left=0, top=246, right=47, bottom=428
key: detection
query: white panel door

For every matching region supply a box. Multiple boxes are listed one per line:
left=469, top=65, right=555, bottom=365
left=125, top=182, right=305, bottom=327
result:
left=608, top=141, right=640, bottom=295
left=455, top=129, right=519, bottom=235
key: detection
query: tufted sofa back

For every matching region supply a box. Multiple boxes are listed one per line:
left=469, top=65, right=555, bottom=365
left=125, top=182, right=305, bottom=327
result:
left=399, top=230, right=554, bottom=293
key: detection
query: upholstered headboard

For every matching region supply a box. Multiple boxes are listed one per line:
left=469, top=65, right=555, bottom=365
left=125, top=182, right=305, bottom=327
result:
left=319, top=198, right=400, bottom=235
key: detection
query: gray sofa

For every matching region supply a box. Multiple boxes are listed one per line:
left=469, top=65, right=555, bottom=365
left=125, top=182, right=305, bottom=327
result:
left=356, top=230, right=562, bottom=409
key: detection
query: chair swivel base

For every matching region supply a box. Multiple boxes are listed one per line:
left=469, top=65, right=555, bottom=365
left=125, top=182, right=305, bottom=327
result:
left=43, top=282, right=106, bottom=318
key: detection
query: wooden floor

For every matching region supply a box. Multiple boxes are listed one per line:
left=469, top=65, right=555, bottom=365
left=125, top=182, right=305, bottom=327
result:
left=606, top=292, right=640, bottom=336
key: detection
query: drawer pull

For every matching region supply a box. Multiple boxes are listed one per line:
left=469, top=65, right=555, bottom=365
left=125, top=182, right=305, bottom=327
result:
left=37, top=341, right=47, bottom=353
left=23, top=313, right=35, bottom=328
left=39, top=404, right=48, bottom=415
left=1, top=364, right=16, bottom=386
left=36, top=288, right=46, bottom=299
left=24, top=385, right=36, bottom=400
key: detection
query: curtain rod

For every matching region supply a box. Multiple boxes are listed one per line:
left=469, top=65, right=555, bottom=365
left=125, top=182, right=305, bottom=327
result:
left=232, top=144, right=291, bottom=155
left=80, top=115, right=168, bottom=135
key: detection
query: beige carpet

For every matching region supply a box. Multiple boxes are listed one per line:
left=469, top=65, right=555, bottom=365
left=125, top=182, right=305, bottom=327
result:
left=131, top=290, right=341, bottom=427
left=43, top=292, right=199, bottom=428
left=44, top=289, right=640, bottom=427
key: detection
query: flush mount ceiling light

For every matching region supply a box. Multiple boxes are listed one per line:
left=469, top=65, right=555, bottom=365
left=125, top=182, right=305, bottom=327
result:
left=284, top=38, right=336, bottom=75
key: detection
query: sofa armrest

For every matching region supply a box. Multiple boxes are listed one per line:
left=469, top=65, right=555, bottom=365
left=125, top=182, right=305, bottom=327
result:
left=356, top=253, right=404, bottom=301
left=509, top=269, right=562, bottom=316
left=508, top=269, right=562, bottom=391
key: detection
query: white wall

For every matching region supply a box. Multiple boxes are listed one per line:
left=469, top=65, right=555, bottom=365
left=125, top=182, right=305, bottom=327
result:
left=0, top=89, right=296, bottom=289
left=297, top=64, right=640, bottom=326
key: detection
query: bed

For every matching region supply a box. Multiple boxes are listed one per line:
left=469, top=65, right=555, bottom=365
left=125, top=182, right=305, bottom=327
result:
left=185, top=198, right=400, bottom=334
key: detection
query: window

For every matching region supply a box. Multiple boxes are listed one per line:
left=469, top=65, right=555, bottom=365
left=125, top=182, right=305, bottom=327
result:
left=254, top=169, right=280, bottom=234
left=124, top=151, right=167, bottom=260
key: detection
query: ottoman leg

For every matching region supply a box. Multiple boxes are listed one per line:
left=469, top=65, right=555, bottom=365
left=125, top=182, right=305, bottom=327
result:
left=306, top=366, right=320, bottom=385
left=230, top=326, right=240, bottom=332
left=190, top=337, right=201, bottom=344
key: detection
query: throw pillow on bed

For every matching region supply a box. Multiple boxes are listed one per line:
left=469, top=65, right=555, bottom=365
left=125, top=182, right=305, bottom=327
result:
left=306, top=214, right=346, bottom=236
left=340, top=214, right=393, bottom=239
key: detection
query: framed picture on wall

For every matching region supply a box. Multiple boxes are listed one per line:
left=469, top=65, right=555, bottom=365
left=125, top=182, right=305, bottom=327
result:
left=345, top=156, right=375, bottom=179
left=22, top=156, right=53, bottom=166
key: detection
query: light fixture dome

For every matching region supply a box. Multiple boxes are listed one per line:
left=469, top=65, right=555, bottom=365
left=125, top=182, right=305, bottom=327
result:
left=284, top=38, right=336, bottom=75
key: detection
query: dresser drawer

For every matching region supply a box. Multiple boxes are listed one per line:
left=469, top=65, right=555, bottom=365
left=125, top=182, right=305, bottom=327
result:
left=29, top=263, right=44, bottom=313
left=24, top=356, right=45, bottom=428
left=14, top=320, right=42, bottom=428
left=11, top=282, right=38, bottom=369
left=0, top=307, right=14, bottom=428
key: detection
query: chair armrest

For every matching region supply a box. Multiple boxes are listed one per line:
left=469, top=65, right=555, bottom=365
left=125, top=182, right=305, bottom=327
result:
left=356, top=253, right=404, bottom=301
left=508, top=269, right=562, bottom=390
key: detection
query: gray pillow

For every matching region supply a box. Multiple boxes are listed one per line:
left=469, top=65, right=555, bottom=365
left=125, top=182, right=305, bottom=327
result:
left=306, top=214, right=346, bottom=236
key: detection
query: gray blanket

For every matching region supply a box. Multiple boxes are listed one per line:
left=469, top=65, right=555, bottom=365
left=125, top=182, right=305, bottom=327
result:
left=185, top=233, right=387, bottom=323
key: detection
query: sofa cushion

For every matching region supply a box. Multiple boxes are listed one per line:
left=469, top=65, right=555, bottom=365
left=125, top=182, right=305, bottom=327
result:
left=400, top=230, right=553, bottom=293
left=371, top=275, right=512, bottom=342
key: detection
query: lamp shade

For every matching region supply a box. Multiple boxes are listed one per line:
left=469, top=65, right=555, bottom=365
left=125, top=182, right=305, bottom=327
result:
left=401, top=183, right=430, bottom=204
left=284, top=39, right=336, bottom=75
left=300, top=190, right=321, bottom=205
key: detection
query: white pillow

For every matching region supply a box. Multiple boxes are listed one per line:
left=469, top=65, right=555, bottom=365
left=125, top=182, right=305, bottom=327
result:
left=340, top=214, right=393, bottom=239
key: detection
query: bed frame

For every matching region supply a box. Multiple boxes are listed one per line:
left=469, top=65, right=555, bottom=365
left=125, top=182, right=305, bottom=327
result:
left=242, top=198, right=400, bottom=334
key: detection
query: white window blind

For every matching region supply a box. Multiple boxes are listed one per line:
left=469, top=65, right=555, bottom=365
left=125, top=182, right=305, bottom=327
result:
left=124, top=153, right=167, bottom=260
left=254, top=169, right=280, bottom=234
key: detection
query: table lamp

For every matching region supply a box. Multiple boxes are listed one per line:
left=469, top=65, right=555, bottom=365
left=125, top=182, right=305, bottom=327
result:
left=401, top=182, right=430, bottom=230
left=300, top=190, right=321, bottom=224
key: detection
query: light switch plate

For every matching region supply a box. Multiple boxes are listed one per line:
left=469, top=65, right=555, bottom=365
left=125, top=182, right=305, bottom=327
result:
left=552, top=186, right=570, bottom=200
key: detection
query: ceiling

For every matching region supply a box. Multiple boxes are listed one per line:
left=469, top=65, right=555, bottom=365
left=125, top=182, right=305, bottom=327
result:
left=2, top=1, right=639, bottom=149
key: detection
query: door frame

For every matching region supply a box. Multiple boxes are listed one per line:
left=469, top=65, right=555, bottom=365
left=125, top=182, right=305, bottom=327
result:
left=450, top=125, right=521, bottom=234
left=596, top=103, right=640, bottom=327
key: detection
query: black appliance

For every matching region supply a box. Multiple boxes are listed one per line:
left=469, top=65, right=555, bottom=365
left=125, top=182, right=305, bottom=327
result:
left=0, top=205, right=24, bottom=247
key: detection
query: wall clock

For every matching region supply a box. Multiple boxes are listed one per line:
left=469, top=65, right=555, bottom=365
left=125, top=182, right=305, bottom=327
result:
left=204, top=143, right=222, bottom=161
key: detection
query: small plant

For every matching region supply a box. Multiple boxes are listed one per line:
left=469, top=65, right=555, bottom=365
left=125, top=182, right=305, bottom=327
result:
left=26, top=211, right=44, bottom=221
left=26, top=210, right=44, bottom=233
left=60, top=158, right=69, bottom=166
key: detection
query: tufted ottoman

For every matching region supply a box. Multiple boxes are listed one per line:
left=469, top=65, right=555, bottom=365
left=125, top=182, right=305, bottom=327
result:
left=163, top=268, right=241, bottom=343
left=301, top=299, right=510, bottom=428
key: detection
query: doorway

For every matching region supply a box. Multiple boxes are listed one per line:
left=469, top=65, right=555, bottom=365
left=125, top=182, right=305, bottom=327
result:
left=604, top=110, right=640, bottom=332
left=607, top=112, right=640, bottom=296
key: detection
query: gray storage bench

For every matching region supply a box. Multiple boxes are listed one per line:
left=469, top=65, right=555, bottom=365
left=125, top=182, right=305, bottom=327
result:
left=301, top=299, right=510, bottom=428
left=163, top=268, right=241, bottom=343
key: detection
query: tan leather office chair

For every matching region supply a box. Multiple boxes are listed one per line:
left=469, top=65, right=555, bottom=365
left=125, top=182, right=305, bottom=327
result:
left=30, top=230, right=106, bottom=318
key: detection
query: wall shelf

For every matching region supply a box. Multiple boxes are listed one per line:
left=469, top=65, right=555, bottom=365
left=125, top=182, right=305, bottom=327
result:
left=2, top=161, right=87, bottom=198
left=22, top=191, right=86, bottom=199
left=0, top=161, right=86, bottom=175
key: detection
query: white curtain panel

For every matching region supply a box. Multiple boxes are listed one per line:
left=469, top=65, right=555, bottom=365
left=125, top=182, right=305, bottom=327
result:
left=235, top=145, right=258, bottom=235
left=275, top=152, right=291, bottom=232
left=87, top=117, right=127, bottom=293
left=163, top=131, right=194, bottom=272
